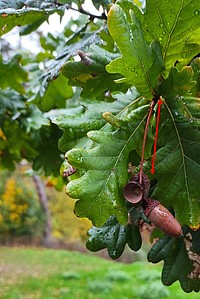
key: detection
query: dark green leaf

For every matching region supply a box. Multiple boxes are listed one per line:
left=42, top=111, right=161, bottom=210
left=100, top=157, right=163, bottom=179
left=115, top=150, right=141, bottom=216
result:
left=0, top=54, right=28, bottom=94
left=150, top=99, right=200, bottom=226
left=86, top=213, right=142, bottom=259
left=148, top=227, right=200, bottom=292
left=62, top=45, right=129, bottom=98
left=86, top=215, right=127, bottom=259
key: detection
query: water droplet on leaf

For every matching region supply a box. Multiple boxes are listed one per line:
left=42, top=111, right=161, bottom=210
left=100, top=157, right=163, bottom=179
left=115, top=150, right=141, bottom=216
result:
left=194, top=10, right=199, bottom=15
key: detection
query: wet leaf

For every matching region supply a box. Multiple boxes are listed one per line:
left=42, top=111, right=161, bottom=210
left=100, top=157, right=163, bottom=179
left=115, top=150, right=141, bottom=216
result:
left=106, top=3, right=164, bottom=98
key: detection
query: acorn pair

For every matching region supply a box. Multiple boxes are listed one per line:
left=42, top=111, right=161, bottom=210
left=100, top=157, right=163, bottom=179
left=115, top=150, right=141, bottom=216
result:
left=124, top=173, right=183, bottom=238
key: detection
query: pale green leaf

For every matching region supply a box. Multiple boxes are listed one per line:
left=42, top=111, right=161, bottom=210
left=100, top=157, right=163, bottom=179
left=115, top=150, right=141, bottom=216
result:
left=65, top=98, right=150, bottom=226
left=158, top=66, right=195, bottom=99
left=106, top=4, right=164, bottom=98
left=33, top=74, right=73, bottom=112
left=142, top=0, right=200, bottom=73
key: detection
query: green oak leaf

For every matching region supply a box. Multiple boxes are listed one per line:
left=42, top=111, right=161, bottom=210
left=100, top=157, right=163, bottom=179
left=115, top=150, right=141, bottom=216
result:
left=158, top=66, right=195, bottom=100
left=157, top=65, right=200, bottom=123
left=49, top=97, right=134, bottom=132
left=91, top=0, right=111, bottom=9
left=48, top=88, right=140, bottom=152
left=142, top=0, right=200, bottom=73
left=32, top=124, right=63, bottom=176
left=86, top=215, right=127, bottom=259
left=34, top=74, right=73, bottom=112
left=0, top=6, right=62, bottom=36
left=148, top=227, right=200, bottom=292
left=0, top=54, right=28, bottom=94
left=86, top=213, right=142, bottom=259
left=0, top=88, right=26, bottom=115
left=106, top=3, right=165, bottom=98
left=33, top=28, right=102, bottom=112
left=62, top=45, right=129, bottom=98
left=150, top=99, right=200, bottom=226
left=65, top=97, right=151, bottom=226
left=144, top=66, right=200, bottom=226
left=190, top=57, right=200, bottom=98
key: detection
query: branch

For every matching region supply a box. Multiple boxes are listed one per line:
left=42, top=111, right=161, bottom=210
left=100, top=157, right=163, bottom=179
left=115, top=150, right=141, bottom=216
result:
left=56, top=2, right=107, bottom=20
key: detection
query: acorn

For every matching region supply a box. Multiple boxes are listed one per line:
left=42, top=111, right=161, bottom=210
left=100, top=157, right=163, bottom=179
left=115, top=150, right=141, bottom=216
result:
left=143, top=198, right=183, bottom=238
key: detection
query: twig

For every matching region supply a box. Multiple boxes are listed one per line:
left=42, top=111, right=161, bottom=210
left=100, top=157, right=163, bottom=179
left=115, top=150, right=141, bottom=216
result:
left=56, top=2, right=107, bottom=20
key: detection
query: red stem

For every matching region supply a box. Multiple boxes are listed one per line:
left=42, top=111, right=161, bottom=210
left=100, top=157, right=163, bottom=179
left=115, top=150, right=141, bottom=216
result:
left=139, top=101, right=155, bottom=185
left=151, top=98, right=162, bottom=174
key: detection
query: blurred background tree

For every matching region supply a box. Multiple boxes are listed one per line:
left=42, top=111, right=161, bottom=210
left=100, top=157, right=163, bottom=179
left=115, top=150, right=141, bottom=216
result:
left=0, top=164, right=91, bottom=248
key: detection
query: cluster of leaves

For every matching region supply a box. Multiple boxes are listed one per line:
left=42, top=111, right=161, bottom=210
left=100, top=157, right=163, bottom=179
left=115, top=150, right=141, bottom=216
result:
left=1, top=0, right=200, bottom=292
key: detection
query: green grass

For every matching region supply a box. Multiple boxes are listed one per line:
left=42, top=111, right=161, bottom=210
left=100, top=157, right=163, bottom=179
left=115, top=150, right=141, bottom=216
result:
left=0, top=247, right=199, bottom=299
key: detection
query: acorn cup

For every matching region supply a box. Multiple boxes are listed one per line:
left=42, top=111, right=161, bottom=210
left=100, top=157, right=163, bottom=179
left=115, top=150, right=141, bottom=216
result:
left=143, top=198, right=183, bottom=238
left=124, top=173, right=150, bottom=204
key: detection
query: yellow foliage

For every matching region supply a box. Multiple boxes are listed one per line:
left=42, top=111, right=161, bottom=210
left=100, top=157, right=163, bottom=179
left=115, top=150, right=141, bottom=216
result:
left=0, top=176, right=29, bottom=229
left=0, top=128, right=6, bottom=141
left=48, top=188, right=91, bottom=243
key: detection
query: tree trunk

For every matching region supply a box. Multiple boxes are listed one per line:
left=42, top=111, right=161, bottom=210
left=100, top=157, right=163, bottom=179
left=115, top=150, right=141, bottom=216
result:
left=33, top=175, right=54, bottom=247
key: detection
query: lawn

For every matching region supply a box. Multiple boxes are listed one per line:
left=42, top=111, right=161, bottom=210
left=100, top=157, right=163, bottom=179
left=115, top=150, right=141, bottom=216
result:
left=0, top=246, right=199, bottom=299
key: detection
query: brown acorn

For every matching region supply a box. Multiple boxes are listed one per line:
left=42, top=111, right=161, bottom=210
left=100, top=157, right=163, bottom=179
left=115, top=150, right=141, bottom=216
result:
left=143, top=198, right=183, bottom=238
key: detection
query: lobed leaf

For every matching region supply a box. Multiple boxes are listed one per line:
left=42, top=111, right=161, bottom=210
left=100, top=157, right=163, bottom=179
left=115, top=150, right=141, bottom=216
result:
left=86, top=213, right=142, bottom=259
left=34, top=28, right=102, bottom=112
left=148, top=227, right=200, bottom=292
left=106, top=3, right=164, bottom=98
left=62, top=45, right=129, bottom=98
left=158, top=66, right=195, bottom=99
left=142, top=0, right=200, bottom=73
left=49, top=88, right=140, bottom=152
left=150, top=104, right=200, bottom=226
left=65, top=97, right=151, bottom=226
left=86, top=215, right=127, bottom=259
